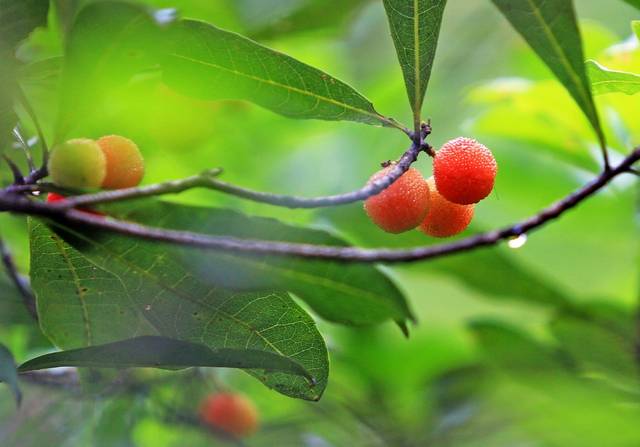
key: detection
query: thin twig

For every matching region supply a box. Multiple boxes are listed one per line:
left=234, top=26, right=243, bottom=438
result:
left=1, top=147, right=638, bottom=263
left=0, top=236, right=38, bottom=320
left=4, top=183, right=55, bottom=195
left=2, top=155, right=24, bottom=184
left=56, top=143, right=425, bottom=210
left=22, top=165, right=49, bottom=185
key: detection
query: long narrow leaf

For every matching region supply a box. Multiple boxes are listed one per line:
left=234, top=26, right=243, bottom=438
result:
left=19, top=336, right=314, bottom=383
left=0, top=344, right=21, bottom=406
left=491, top=0, right=606, bottom=149
left=163, top=20, right=402, bottom=130
left=382, top=0, right=448, bottom=129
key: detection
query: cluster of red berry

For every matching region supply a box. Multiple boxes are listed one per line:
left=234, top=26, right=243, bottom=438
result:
left=365, top=137, right=497, bottom=237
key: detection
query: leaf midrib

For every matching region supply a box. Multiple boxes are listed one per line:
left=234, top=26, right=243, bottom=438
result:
left=51, top=235, right=93, bottom=346
left=167, top=53, right=388, bottom=125
left=48, top=221, right=289, bottom=359
left=524, top=0, right=592, bottom=112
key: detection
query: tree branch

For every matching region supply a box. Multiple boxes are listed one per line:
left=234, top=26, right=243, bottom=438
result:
left=1, top=147, right=638, bottom=263
left=52, top=142, right=425, bottom=210
left=0, top=236, right=38, bottom=320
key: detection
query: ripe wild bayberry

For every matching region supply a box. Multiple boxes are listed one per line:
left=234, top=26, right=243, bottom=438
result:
left=364, top=166, right=430, bottom=233
left=48, top=139, right=107, bottom=189
left=46, top=193, right=105, bottom=217
left=419, top=177, right=474, bottom=238
left=433, top=137, right=497, bottom=205
left=97, top=135, right=145, bottom=189
left=45, top=192, right=67, bottom=204
left=199, top=393, right=259, bottom=438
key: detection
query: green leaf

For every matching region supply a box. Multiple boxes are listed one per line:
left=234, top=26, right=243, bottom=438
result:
left=20, top=336, right=313, bottom=381
left=0, top=0, right=47, bottom=152
left=239, top=0, right=368, bottom=39
left=491, top=0, right=606, bottom=149
left=633, top=20, right=640, bottom=39
left=0, top=0, right=49, bottom=52
left=586, top=60, right=640, bottom=95
left=624, top=1, right=640, bottom=10
left=0, top=344, right=21, bottom=406
left=162, top=19, right=401, bottom=129
left=117, top=201, right=414, bottom=326
left=382, top=0, right=448, bottom=128
left=29, top=218, right=329, bottom=401
left=0, top=271, right=33, bottom=325
left=317, top=204, right=571, bottom=310
left=0, top=73, right=15, bottom=155
left=551, top=313, right=638, bottom=387
left=470, top=320, right=571, bottom=374
left=55, top=1, right=171, bottom=141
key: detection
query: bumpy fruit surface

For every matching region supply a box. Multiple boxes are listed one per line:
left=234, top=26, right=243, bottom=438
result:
left=97, top=135, right=145, bottom=189
left=433, top=137, right=497, bottom=205
left=48, top=139, right=106, bottom=189
left=419, top=177, right=474, bottom=238
left=199, top=393, right=259, bottom=438
left=364, top=166, right=430, bottom=233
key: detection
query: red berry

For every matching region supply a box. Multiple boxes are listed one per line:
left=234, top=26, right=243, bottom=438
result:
left=46, top=193, right=105, bottom=217
left=419, top=177, right=474, bottom=238
left=433, top=137, right=497, bottom=205
left=199, top=393, right=259, bottom=438
left=46, top=192, right=67, bottom=203
left=364, top=166, right=430, bottom=233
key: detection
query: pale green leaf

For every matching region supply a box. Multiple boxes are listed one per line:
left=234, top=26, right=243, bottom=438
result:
left=491, top=0, right=606, bottom=149
left=587, top=60, right=640, bottom=96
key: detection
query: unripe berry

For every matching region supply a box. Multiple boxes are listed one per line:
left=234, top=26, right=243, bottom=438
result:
left=364, top=166, right=430, bottom=233
left=199, top=393, right=259, bottom=438
left=419, top=177, right=474, bottom=238
left=97, top=135, right=145, bottom=189
left=433, top=137, right=497, bottom=205
left=48, top=139, right=106, bottom=189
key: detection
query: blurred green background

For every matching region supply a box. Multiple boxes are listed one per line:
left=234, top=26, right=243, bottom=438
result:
left=1, top=0, right=639, bottom=445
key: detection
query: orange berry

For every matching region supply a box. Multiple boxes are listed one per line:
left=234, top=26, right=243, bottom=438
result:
left=199, top=393, right=259, bottom=438
left=419, top=177, right=474, bottom=238
left=364, top=166, right=430, bottom=233
left=433, top=137, right=497, bottom=204
left=97, top=135, right=145, bottom=189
